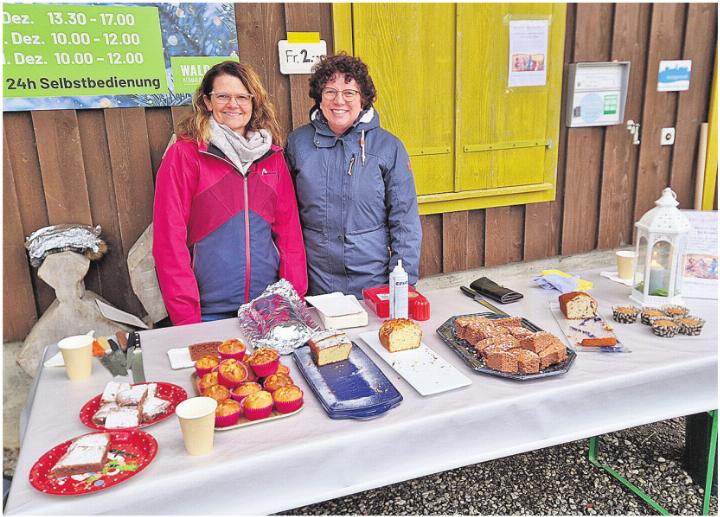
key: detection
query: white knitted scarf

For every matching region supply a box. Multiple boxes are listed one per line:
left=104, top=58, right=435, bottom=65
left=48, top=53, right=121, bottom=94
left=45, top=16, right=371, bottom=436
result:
left=209, top=116, right=272, bottom=176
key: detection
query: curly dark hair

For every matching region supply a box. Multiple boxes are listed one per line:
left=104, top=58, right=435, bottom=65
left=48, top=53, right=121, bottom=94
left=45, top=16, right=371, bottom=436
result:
left=308, top=53, right=377, bottom=110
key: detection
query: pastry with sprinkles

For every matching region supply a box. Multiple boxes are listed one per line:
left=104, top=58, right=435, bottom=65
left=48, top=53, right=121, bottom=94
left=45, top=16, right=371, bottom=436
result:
left=640, top=308, right=665, bottom=325
left=651, top=318, right=680, bottom=338
left=677, top=316, right=705, bottom=336
left=612, top=305, right=640, bottom=324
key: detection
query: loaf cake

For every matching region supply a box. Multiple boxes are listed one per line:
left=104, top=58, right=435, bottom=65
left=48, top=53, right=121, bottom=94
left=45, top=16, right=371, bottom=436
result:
left=308, top=330, right=353, bottom=366
left=378, top=318, right=422, bottom=352
left=50, top=433, right=110, bottom=478
left=578, top=336, right=617, bottom=347
left=558, top=292, right=598, bottom=319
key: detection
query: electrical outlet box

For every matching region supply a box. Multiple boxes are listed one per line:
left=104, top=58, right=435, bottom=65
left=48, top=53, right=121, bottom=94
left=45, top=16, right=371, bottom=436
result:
left=661, top=127, right=675, bottom=146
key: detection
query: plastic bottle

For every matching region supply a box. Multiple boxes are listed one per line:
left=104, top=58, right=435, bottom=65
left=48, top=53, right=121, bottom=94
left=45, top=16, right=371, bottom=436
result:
left=389, top=260, right=409, bottom=319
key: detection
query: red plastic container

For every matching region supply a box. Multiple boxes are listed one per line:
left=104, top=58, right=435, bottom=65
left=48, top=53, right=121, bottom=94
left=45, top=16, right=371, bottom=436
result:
left=362, top=285, right=430, bottom=321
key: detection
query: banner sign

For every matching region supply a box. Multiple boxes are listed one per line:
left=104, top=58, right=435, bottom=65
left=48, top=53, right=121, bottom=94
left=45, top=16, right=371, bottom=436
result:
left=3, top=3, right=238, bottom=111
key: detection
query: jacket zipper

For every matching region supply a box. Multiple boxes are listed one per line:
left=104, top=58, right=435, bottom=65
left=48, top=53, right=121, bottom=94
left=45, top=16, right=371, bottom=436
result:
left=199, top=148, right=253, bottom=304
left=347, top=154, right=356, bottom=176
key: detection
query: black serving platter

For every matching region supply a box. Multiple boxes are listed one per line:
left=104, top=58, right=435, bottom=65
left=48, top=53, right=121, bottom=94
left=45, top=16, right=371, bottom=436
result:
left=436, top=312, right=576, bottom=381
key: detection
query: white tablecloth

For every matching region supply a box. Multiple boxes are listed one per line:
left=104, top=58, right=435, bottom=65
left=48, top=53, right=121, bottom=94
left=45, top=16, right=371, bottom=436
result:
left=6, top=270, right=717, bottom=514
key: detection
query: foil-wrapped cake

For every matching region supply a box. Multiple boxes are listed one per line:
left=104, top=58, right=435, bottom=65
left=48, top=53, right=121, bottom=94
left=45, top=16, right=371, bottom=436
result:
left=237, top=279, right=319, bottom=355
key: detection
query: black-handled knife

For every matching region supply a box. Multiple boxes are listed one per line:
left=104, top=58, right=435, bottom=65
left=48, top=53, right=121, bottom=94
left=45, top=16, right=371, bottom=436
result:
left=459, top=286, right=510, bottom=316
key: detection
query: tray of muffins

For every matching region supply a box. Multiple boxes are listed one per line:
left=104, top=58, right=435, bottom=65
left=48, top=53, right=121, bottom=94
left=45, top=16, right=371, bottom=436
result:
left=436, top=313, right=576, bottom=380
left=191, top=339, right=304, bottom=430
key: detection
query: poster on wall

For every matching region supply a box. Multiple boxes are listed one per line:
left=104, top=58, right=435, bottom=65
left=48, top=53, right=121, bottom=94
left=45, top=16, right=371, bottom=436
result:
left=657, top=60, right=692, bottom=92
left=680, top=210, right=717, bottom=299
left=507, top=19, right=548, bottom=88
left=3, top=3, right=238, bottom=111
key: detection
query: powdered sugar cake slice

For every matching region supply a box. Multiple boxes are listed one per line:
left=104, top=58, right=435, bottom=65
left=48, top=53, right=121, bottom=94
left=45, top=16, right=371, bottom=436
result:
left=358, top=330, right=472, bottom=396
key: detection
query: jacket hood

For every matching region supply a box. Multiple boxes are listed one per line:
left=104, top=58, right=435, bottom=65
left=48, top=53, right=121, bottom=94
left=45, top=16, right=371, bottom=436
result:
left=310, top=107, right=379, bottom=137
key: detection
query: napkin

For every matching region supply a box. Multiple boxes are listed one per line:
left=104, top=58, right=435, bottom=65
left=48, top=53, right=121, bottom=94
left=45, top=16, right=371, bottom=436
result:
left=166, top=347, right=193, bottom=369
left=600, top=271, right=633, bottom=287
left=534, top=269, right=593, bottom=293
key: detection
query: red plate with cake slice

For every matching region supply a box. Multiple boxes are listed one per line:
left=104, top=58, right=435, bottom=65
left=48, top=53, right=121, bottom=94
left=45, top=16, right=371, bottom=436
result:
left=29, top=430, right=157, bottom=496
left=80, top=382, right=188, bottom=431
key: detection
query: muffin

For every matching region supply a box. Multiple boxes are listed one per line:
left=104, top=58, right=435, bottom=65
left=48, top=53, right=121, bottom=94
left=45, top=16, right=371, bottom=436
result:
left=198, top=372, right=219, bottom=394
left=272, top=385, right=304, bottom=414
left=677, top=317, right=705, bottom=336
left=263, top=373, right=294, bottom=392
left=215, top=399, right=241, bottom=428
left=247, top=348, right=280, bottom=377
left=204, top=384, right=231, bottom=403
left=662, top=305, right=691, bottom=320
left=276, top=363, right=291, bottom=376
left=218, top=338, right=247, bottom=361
left=242, top=390, right=274, bottom=421
left=231, top=382, right=262, bottom=403
left=217, top=359, right=249, bottom=388
left=612, top=305, right=640, bottom=324
left=651, top=318, right=680, bottom=338
left=640, top=308, right=665, bottom=325
left=194, top=355, right=219, bottom=377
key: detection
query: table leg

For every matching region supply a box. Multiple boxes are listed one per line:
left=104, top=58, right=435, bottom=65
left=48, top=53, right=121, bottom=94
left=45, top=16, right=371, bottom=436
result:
left=702, top=410, right=718, bottom=515
left=588, top=411, right=718, bottom=516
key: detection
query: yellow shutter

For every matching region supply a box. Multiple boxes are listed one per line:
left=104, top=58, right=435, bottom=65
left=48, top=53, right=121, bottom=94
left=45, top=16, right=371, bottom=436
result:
left=333, top=3, right=566, bottom=215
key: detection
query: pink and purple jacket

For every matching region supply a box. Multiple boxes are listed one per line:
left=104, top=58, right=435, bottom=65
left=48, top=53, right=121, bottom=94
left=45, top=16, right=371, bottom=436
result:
left=152, top=138, right=308, bottom=326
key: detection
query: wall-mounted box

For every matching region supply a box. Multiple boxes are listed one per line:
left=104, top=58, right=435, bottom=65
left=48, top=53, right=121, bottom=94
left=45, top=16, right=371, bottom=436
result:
left=566, top=61, right=630, bottom=127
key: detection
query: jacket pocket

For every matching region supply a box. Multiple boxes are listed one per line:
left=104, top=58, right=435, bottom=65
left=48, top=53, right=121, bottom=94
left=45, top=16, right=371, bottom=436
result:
left=347, top=223, right=384, bottom=236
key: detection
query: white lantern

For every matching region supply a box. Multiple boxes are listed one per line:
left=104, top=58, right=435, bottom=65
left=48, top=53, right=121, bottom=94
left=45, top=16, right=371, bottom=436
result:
left=630, top=187, right=691, bottom=307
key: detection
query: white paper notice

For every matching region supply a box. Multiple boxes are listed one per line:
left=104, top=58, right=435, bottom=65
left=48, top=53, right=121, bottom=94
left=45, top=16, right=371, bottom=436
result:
left=680, top=210, right=717, bottom=299
left=508, top=19, right=549, bottom=87
left=95, top=299, right=149, bottom=329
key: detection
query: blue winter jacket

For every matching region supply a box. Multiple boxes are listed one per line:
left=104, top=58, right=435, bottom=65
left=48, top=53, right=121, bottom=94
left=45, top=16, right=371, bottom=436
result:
left=286, top=108, right=422, bottom=298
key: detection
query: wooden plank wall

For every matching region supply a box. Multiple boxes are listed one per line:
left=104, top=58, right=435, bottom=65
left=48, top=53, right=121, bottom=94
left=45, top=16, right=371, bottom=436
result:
left=3, top=3, right=716, bottom=341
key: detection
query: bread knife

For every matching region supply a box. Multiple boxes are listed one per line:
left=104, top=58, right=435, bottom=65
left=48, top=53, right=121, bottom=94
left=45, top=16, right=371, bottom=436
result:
left=459, top=286, right=510, bottom=316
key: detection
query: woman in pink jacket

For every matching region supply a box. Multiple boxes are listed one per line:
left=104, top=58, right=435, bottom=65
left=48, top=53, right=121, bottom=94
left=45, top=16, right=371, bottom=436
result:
left=153, top=61, right=307, bottom=325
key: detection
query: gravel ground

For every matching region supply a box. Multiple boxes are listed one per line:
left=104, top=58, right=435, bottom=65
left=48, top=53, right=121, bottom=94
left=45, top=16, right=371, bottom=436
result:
left=4, top=417, right=716, bottom=514
left=281, top=417, right=717, bottom=515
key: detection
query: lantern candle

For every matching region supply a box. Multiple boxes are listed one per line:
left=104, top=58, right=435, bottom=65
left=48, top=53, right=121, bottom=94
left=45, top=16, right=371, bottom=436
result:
left=648, top=261, right=668, bottom=296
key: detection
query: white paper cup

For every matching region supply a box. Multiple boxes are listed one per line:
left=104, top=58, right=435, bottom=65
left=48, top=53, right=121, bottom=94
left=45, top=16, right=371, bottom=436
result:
left=616, top=250, right=637, bottom=280
left=57, top=335, right=94, bottom=380
left=176, top=397, right=217, bottom=456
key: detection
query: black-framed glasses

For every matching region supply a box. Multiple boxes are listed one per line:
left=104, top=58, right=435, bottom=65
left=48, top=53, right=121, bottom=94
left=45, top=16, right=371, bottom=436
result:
left=321, top=88, right=360, bottom=102
left=209, top=92, right=253, bottom=106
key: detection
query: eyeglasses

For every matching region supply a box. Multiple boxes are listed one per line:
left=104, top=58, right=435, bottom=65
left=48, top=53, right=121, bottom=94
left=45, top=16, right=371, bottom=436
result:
left=209, top=92, right=253, bottom=106
left=321, top=88, right=360, bottom=102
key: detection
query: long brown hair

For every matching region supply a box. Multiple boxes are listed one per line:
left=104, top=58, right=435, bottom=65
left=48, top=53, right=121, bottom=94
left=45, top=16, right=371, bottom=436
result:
left=176, top=61, right=284, bottom=146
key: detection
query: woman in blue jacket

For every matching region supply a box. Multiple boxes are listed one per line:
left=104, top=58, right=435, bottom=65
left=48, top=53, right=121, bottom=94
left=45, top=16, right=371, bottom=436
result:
left=286, top=53, right=422, bottom=298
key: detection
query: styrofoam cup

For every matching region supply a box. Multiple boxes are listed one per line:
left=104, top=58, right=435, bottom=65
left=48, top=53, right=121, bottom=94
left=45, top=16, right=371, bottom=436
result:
left=57, top=335, right=93, bottom=380
left=616, top=250, right=637, bottom=280
left=176, top=397, right=217, bottom=455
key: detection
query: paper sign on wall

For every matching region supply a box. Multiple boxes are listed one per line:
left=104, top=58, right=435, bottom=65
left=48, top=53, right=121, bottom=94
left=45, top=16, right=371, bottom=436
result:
left=657, top=60, right=692, bottom=92
left=278, top=33, right=326, bottom=75
left=680, top=210, right=717, bottom=299
left=508, top=19, right=549, bottom=88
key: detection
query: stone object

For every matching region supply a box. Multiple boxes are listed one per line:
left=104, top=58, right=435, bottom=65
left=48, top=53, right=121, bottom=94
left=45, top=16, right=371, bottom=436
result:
left=127, top=223, right=167, bottom=324
left=18, top=252, right=131, bottom=377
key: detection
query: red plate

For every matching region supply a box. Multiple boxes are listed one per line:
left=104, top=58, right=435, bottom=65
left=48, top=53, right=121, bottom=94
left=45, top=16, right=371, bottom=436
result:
left=29, top=430, right=157, bottom=496
left=80, top=382, right=188, bottom=431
